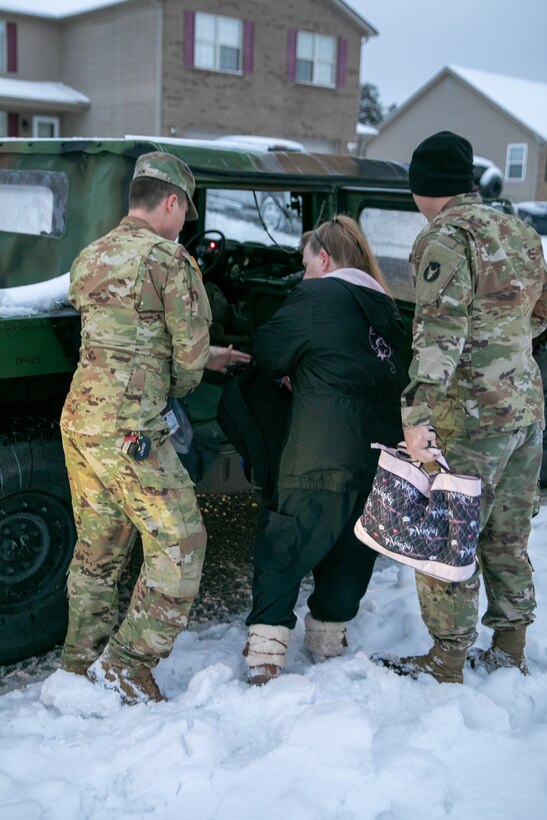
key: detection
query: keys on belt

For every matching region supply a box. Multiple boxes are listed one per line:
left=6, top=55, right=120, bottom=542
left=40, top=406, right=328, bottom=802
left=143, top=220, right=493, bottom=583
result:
left=121, top=431, right=151, bottom=461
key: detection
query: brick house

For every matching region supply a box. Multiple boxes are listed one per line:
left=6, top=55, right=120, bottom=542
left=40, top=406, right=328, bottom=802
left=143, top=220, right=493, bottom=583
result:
left=0, top=0, right=377, bottom=153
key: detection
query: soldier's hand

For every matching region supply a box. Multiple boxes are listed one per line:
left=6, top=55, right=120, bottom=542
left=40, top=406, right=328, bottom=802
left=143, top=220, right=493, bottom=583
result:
left=404, top=424, right=437, bottom=463
left=206, top=344, right=251, bottom=373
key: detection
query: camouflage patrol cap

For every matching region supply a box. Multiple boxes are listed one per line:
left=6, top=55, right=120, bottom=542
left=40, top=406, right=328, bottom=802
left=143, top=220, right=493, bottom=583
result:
left=133, top=151, right=198, bottom=220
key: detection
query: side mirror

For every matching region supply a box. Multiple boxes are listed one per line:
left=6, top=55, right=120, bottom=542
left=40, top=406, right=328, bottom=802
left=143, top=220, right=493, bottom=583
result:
left=478, top=166, right=504, bottom=199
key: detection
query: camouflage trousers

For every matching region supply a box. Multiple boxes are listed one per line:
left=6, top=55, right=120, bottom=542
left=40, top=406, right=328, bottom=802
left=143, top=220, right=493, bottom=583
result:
left=416, top=423, right=542, bottom=651
left=61, top=430, right=206, bottom=670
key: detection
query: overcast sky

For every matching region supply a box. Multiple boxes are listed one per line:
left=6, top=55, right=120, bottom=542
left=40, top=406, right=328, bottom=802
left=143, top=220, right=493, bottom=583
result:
left=347, top=0, right=547, bottom=108
left=1, top=0, right=547, bottom=110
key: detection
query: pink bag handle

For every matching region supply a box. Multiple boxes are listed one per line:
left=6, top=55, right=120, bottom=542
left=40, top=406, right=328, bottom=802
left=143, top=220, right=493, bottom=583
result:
left=371, top=442, right=451, bottom=473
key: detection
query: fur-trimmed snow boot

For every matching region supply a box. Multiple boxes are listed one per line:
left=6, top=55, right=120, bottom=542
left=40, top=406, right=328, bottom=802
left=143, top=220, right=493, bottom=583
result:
left=304, top=613, right=348, bottom=663
left=242, top=624, right=290, bottom=685
left=467, top=627, right=529, bottom=674
left=371, top=641, right=466, bottom=684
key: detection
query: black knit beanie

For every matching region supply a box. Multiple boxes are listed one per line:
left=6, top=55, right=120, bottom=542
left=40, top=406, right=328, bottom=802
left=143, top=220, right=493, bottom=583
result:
left=408, top=131, right=474, bottom=196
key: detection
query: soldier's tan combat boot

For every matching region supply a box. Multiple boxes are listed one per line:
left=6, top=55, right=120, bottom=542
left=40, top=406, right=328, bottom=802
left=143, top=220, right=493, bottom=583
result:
left=243, top=624, right=290, bottom=685
left=61, top=642, right=106, bottom=676
left=371, top=641, right=467, bottom=684
left=467, top=627, right=529, bottom=674
left=304, top=612, right=348, bottom=663
left=61, top=658, right=93, bottom=676
left=87, top=647, right=166, bottom=705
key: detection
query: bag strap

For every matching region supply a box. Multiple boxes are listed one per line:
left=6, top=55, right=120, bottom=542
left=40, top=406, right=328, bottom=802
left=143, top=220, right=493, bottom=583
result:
left=371, top=441, right=451, bottom=473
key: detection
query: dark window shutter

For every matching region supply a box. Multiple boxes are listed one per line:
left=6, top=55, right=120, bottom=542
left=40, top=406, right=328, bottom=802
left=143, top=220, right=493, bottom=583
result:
left=336, top=37, right=348, bottom=88
left=287, top=29, right=297, bottom=82
left=7, top=22, right=17, bottom=73
left=243, top=20, right=254, bottom=74
left=184, top=10, right=195, bottom=68
left=8, top=112, right=18, bottom=136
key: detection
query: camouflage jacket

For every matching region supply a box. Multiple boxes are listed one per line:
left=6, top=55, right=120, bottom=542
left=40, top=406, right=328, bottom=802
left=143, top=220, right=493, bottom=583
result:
left=402, top=193, right=547, bottom=435
left=61, top=216, right=211, bottom=437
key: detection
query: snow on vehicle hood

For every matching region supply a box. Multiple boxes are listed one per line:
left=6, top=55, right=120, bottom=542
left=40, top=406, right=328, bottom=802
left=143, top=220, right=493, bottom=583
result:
left=0, top=272, right=71, bottom=317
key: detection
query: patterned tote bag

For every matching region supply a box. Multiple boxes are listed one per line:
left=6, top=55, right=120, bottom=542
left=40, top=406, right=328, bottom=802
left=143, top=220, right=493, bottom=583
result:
left=354, top=444, right=481, bottom=582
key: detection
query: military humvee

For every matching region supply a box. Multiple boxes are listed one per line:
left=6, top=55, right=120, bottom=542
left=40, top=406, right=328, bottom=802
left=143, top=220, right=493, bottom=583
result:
left=2, top=136, right=541, bottom=665
left=0, top=137, right=424, bottom=664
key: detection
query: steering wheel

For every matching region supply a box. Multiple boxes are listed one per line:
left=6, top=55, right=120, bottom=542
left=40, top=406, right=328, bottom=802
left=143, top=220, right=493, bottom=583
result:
left=185, top=230, right=226, bottom=276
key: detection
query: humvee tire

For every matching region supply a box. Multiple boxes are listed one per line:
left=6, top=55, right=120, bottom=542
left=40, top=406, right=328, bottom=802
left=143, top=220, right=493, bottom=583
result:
left=0, top=419, right=76, bottom=664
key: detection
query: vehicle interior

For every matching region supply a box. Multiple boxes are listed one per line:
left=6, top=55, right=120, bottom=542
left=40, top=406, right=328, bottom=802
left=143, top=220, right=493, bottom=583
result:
left=181, top=184, right=425, bottom=351
left=178, top=181, right=424, bottom=491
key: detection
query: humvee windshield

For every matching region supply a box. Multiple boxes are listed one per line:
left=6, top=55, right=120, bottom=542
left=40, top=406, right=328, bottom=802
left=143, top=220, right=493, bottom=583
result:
left=205, top=188, right=302, bottom=245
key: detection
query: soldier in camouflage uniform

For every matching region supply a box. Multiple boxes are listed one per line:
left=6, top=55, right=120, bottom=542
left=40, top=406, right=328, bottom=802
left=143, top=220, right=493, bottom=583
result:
left=374, top=131, right=547, bottom=683
left=60, top=152, right=212, bottom=704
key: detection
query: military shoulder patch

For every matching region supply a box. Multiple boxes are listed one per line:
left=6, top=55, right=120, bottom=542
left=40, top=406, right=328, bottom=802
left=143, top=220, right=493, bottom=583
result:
left=414, top=248, right=465, bottom=304
left=424, top=261, right=441, bottom=282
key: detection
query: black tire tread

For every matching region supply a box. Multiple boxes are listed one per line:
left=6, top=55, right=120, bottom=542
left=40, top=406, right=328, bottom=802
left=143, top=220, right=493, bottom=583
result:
left=0, top=417, right=74, bottom=665
left=0, top=415, right=61, bottom=447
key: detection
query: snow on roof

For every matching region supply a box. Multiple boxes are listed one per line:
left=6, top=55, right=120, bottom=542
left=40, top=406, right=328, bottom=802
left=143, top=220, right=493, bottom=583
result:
left=449, top=65, right=547, bottom=141
left=0, top=0, right=131, bottom=18
left=331, top=0, right=378, bottom=36
left=356, top=123, right=379, bottom=136
left=0, top=77, right=90, bottom=106
left=0, top=0, right=377, bottom=32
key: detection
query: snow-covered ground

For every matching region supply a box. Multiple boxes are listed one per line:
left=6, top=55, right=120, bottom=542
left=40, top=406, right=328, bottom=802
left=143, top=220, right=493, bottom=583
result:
left=1, top=502, right=546, bottom=820
left=1, top=225, right=546, bottom=818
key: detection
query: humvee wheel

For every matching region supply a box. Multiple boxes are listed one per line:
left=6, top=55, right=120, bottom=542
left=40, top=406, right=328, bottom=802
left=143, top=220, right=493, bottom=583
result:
left=0, top=420, right=76, bottom=665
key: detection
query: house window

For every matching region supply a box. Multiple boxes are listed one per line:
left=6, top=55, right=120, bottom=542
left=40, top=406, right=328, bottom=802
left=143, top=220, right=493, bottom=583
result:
left=505, top=143, right=527, bottom=181
left=194, top=13, right=242, bottom=73
left=0, top=20, right=17, bottom=73
left=296, top=31, right=337, bottom=87
left=0, top=111, right=6, bottom=136
left=0, top=21, right=5, bottom=71
left=33, top=116, right=60, bottom=138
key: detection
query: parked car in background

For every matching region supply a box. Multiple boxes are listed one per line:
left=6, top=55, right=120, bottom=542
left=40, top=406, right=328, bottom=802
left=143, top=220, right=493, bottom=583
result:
left=514, top=201, right=547, bottom=234
left=485, top=199, right=514, bottom=215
